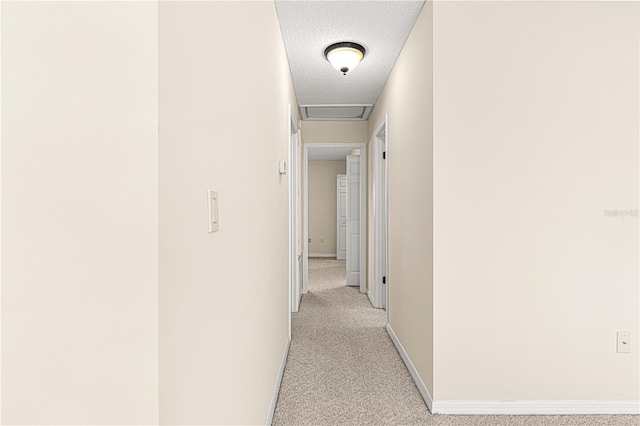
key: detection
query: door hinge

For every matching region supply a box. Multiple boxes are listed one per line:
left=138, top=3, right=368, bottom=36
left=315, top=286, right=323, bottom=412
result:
left=383, top=276, right=386, bottom=284
left=383, top=151, right=386, bottom=160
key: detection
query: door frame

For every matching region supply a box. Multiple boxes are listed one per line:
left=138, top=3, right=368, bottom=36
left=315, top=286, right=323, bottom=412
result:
left=302, top=142, right=367, bottom=295
left=336, top=174, right=347, bottom=260
left=288, top=106, right=301, bottom=326
left=372, top=114, right=389, bottom=315
left=345, top=154, right=362, bottom=286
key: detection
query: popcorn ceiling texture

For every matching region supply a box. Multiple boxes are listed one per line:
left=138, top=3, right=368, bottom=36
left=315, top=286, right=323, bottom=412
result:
left=272, top=258, right=640, bottom=425
left=275, top=0, right=424, bottom=106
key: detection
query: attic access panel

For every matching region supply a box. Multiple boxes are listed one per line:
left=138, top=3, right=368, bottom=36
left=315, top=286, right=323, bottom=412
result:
left=300, top=105, right=373, bottom=121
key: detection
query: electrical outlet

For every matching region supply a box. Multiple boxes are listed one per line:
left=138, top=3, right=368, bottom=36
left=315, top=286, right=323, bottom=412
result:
left=320, top=237, right=324, bottom=243
left=308, top=238, right=311, bottom=243
left=617, top=331, right=631, bottom=353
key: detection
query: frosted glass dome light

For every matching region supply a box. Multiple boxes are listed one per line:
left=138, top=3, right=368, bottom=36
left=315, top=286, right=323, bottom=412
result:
left=324, top=42, right=366, bottom=75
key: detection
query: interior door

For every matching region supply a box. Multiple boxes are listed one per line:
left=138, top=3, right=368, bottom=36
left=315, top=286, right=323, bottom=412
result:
left=346, top=155, right=360, bottom=286
left=336, top=174, right=347, bottom=260
left=380, top=144, right=388, bottom=310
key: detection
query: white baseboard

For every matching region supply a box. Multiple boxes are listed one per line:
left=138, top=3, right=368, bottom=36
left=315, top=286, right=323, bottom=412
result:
left=432, top=399, right=640, bottom=415
left=386, top=329, right=639, bottom=416
left=386, top=323, right=433, bottom=412
left=366, top=291, right=375, bottom=307
left=266, top=336, right=290, bottom=425
left=308, top=253, right=337, bottom=258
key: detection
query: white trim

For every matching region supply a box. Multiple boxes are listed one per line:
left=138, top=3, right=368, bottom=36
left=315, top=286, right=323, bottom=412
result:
left=288, top=106, right=300, bottom=320
left=386, top=323, right=433, bottom=412
left=266, top=336, right=291, bottom=425
left=297, top=254, right=303, bottom=309
left=336, top=174, right=347, bottom=260
left=309, top=253, right=337, bottom=258
left=366, top=291, right=375, bottom=307
left=303, top=142, right=367, bottom=296
left=299, top=104, right=373, bottom=121
left=432, top=400, right=640, bottom=416
left=371, top=114, right=388, bottom=310
left=302, top=146, right=309, bottom=294
left=386, top=322, right=639, bottom=416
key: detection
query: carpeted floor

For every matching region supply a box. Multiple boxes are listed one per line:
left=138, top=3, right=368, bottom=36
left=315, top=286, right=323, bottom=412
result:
left=272, top=258, right=638, bottom=425
left=307, top=256, right=350, bottom=292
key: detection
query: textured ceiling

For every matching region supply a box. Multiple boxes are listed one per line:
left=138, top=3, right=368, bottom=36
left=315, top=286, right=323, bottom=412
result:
left=275, top=0, right=424, bottom=116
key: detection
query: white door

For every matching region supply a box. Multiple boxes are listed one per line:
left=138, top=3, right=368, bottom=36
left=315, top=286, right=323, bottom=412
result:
left=381, top=179, right=387, bottom=309
left=336, top=174, right=347, bottom=260
left=372, top=115, right=388, bottom=310
left=346, top=155, right=360, bottom=286
left=375, top=137, right=388, bottom=310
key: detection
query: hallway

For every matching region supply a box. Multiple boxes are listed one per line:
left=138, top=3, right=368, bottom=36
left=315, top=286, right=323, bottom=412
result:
left=273, top=258, right=431, bottom=424
left=1, top=1, right=638, bottom=424
left=273, top=259, right=639, bottom=426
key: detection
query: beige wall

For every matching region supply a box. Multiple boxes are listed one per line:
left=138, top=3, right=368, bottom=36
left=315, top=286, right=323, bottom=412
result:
left=301, top=121, right=367, bottom=144
left=367, top=2, right=433, bottom=395
left=0, top=3, right=3, bottom=420
left=1, top=2, right=159, bottom=424
left=433, top=1, right=639, bottom=400
left=300, top=120, right=367, bottom=260
left=308, top=161, right=346, bottom=255
left=158, top=1, right=297, bottom=424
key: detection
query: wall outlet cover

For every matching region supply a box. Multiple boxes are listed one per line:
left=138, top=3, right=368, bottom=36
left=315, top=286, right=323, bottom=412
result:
left=208, top=189, right=219, bottom=233
left=617, top=331, right=631, bottom=353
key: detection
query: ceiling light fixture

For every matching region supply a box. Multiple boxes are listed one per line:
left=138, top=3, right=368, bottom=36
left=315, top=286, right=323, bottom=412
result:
left=324, top=42, right=366, bottom=76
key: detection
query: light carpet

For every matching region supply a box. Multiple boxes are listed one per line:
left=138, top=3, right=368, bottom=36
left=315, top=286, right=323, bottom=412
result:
left=272, top=258, right=638, bottom=425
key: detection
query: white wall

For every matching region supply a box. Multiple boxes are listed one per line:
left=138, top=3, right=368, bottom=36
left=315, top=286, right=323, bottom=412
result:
left=367, top=1, right=433, bottom=395
left=308, top=161, right=346, bottom=255
left=1, top=2, right=159, bottom=424
left=433, top=1, right=639, bottom=401
left=158, top=1, right=297, bottom=424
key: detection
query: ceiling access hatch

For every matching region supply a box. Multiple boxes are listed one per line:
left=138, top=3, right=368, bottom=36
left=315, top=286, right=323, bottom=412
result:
left=300, top=104, right=373, bottom=121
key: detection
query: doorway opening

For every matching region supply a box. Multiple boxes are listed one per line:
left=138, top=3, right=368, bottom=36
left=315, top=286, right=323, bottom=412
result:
left=371, top=114, right=388, bottom=314
left=289, top=106, right=301, bottom=324
left=302, top=143, right=367, bottom=297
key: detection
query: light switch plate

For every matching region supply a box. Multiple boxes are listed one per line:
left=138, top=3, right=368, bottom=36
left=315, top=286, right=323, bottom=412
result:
left=617, top=331, right=631, bottom=353
left=208, top=190, right=219, bottom=233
